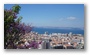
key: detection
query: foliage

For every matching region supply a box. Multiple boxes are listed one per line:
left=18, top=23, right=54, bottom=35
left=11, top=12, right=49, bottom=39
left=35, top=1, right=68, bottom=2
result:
left=4, top=5, right=32, bottom=49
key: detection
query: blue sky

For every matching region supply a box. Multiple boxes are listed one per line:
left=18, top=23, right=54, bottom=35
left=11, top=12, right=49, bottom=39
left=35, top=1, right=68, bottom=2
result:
left=4, top=4, right=84, bottom=28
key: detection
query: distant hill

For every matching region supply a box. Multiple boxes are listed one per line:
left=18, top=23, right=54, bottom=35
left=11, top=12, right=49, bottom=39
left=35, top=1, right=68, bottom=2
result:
left=33, top=26, right=84, bottom=30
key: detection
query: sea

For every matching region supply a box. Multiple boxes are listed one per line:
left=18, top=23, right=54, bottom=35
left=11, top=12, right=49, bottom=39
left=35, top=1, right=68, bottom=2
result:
left=32, top=27, right=84, bottom=35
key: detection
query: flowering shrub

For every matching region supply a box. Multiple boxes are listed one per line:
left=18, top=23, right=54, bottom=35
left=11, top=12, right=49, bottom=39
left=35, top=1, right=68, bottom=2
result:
left=4, top=5, right=32, bottom=49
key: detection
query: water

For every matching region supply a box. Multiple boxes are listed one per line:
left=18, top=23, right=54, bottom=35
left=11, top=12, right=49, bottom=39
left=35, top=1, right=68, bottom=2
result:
left=32, top=27, right=84, bottom=35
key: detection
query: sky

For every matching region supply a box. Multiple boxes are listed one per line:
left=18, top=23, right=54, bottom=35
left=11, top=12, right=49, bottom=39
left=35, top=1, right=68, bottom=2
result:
left=4, top=4, right=84, bottom=29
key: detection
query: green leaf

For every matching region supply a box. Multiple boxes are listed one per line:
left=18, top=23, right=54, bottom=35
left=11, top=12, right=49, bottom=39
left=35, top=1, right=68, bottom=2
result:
left=12, top=4, right=21, bottom=14
left=16, top=16, right=23, bottom=23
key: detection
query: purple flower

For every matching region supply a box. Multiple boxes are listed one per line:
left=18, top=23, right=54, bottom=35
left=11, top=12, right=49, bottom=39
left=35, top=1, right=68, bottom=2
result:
left=13, top=13, right=17, bottom=19
left=39, top=41, right=42, bottom=44
left=28, top=41, right=39, bottom=49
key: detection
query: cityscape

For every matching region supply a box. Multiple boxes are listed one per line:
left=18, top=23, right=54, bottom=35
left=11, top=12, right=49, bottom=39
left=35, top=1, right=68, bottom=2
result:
left=17, top=31, right=84, bottom=49
left=4, top=4, right=84, bottom=49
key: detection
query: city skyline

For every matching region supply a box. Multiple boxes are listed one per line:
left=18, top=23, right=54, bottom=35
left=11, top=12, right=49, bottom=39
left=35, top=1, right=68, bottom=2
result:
left=4, top=4, right=84, bottom=29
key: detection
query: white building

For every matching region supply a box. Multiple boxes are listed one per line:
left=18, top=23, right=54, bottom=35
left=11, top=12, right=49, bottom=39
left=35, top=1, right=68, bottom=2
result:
left=68, top=32, right=72, bottom=37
